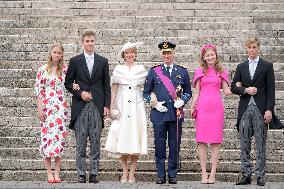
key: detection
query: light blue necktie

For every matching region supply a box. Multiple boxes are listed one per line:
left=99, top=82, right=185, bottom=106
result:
left=86, top=56, right=93, bottom=76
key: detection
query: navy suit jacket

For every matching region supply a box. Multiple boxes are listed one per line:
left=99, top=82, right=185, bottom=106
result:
left=64, top=53, right=111, bottom=129
left=143, top=64, right=192, bottom=122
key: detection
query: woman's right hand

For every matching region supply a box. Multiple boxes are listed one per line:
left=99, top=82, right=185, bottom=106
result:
left=38, top=110, right=46, bottom=122
left=190, top=108, right=196, bottom=119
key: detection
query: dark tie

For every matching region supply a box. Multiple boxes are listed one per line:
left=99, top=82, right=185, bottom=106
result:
left=166, top=66, right=171, bottom=78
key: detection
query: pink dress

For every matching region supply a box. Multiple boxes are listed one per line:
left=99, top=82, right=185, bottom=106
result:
left=193, top=67, right=229, bottom=144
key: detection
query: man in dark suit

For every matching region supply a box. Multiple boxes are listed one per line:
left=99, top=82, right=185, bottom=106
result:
left=231, top=36, right=275, bottom=186
left=65, top=31, right=111, bottom=183
left=143, top=41, right=192, bottom=184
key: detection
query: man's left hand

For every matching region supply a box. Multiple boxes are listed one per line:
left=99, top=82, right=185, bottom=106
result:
left=174, top=99, right=184, bottom=109
left=104, top=107, right=110, bottom=117
left=264, top=110, right=272, bottom=124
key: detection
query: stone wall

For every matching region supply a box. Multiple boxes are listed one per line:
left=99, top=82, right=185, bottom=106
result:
left=0, top=0, right=283, bottom=182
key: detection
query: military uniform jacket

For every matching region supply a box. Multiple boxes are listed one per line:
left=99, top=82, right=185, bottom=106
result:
left=143, top=64, right=192, bottom=122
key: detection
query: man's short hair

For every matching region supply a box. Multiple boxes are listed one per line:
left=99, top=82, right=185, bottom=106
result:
left=82, top=31, right=95, bottom=42
left=245, top=36, right=260, bottom=47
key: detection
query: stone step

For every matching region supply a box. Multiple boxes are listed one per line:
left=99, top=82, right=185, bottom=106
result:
left=1, top=41, right=283, bottom=57
left=2, top=25, right=282, bottom=40
left=7, top=78, right=284, bottom=90
left=1, top=103, right=284, bottom=127
left=0, top=16, right=258, bottom=28
left=0, top=58, right=283, bottom=74
left=1, top=147, right=284, bottom=161
left=197, top=0, right=283, bottom=3
left=1, top=170, right=284, bottom=182
left=0, top=0, right=283, bottom=6
left=1, top=59, right=284, bottom=73
left=0, top=93, right=284, bottom=108
left=2, top=3, right=283, bottom=15
left=0, top=0, right=283, bottom=183
left=2, top=16, right=258, bottom=30
left=2, top=7, right=282, bottom=19
left=1, top=159, right=284, bottom=174
left=1, top=32, right=282, bottom=50
left=1, top=136, right=283, bottom=150
left=194, top=9, right=283, bottom=17
left=1, top=50, right=282, bottom=63
left=3, top=1, right=281, bottom=11
left=2, top=124, right=284, bottom=140
left=1, top=68, right=284, bottom=83
left=3, top=22, right=284, bottom=33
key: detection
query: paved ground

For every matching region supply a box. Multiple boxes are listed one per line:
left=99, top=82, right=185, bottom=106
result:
left=0, top=181, right=283, bottom=189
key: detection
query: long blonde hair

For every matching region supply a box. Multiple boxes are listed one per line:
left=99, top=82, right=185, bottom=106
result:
left=199, top=44, right=223, bottom=74
left=46, top=43, right=64, bottom=77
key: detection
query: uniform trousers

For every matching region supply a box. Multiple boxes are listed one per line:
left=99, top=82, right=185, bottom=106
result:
left=74, top=102, right=102, bottom=176
left=152, top=121, right=182, bottom=178
left=239, top=103, right=267, bottom=179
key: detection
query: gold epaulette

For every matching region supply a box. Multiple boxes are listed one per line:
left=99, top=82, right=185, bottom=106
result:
left=176, top=64, right=187, bottom=69
left=151, top=64, right=160, bottom=68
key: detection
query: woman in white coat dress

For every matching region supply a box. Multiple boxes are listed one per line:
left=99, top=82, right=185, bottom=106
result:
left=105, top=42, right=148, bottom=183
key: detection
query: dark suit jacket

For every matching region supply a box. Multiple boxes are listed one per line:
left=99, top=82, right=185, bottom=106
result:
left=64, top=52, right=111, bottom=129
left=231, top=58, right=275, bottom=131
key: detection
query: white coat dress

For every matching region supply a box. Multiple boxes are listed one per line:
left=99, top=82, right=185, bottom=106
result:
left=105, top=64, right=148, bottom=157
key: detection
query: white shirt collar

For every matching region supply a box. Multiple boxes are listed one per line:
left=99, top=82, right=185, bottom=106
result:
left=84, top=51, right=94, bottom=59
left=163, top=63, right=174, bottom=69
left=248, top=56, right=259, bottom=64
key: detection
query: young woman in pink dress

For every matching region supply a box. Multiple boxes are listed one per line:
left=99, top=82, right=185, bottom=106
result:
left=190, top=44, right=232, bottom=184
left=35, top=43, right=73, bottom=183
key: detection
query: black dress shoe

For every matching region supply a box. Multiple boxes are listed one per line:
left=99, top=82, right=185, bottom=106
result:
left=156, top=177, right=166, bottom=184
left=89, top=174, right=99, bottom=183
left=257, top=177, right=265, bottom=186
left=236, top=176, right=251, bottom=185
left=168, top=177, right=177, bottom=184
left=78, top=175, right=86, bottom=183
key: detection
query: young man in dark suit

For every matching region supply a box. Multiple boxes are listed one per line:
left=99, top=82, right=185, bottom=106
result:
left=65, top=31, right=111, bottom=183
left=231, top=37, right=275, bottom=186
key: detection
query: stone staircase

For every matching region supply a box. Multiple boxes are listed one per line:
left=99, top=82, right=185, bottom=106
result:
left=0, top=0, right=284, bottom=182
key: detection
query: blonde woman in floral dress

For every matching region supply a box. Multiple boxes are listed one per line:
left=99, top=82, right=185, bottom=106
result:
left=35, top=43, right=70, bottom=183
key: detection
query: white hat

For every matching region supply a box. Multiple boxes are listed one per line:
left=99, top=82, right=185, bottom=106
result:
left=120, top=41, right=144, bottom=55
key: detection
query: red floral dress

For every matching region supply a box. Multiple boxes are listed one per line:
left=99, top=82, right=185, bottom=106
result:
left=34, top=64, right=69, bottom=158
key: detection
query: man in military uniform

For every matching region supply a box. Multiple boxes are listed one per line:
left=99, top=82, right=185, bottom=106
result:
left=143, top=41, right=192, bottom=184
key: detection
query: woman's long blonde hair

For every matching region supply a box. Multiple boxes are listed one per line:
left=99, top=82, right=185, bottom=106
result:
left=46, top=43, right=64, bottom=77
left=199, top=44, right=223, bottom=74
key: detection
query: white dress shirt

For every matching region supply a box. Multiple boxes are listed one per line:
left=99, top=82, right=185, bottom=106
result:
left=248, top=56, right=259, bottom=105
left=248, top=56, right=259, bottom=79
left=84, top=51, right=94, bottom=76
left=163, top=63, right=174, bottom=76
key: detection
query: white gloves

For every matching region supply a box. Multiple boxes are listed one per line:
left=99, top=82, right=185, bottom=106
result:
left=155, top=101, right=168, bottom=112
left=174, top=99, right=184, bottom=109
left=155, top=100, right=184, bottom=112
